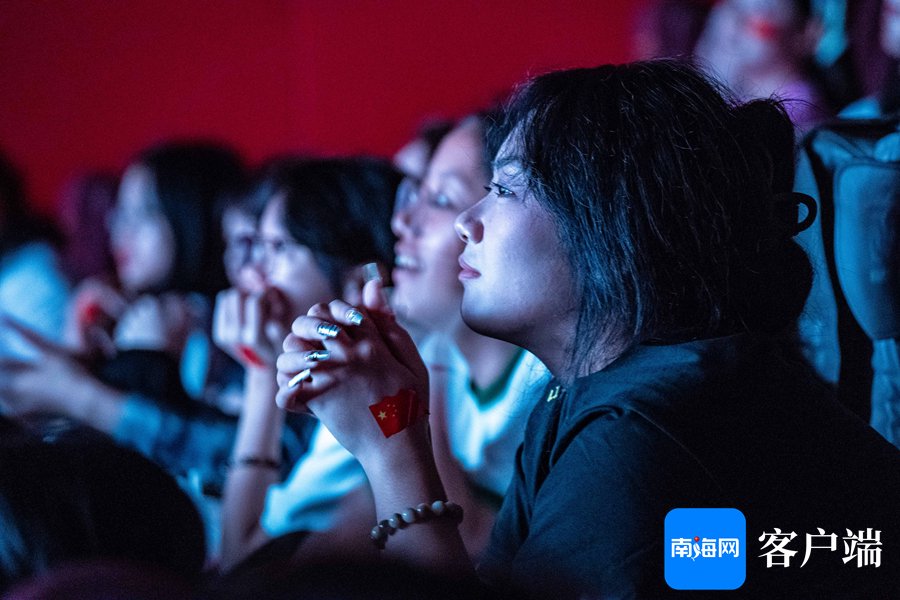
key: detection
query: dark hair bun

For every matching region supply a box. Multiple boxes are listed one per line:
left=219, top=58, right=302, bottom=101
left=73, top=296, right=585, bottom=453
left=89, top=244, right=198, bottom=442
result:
left=728, top=100, right=813, bottom=333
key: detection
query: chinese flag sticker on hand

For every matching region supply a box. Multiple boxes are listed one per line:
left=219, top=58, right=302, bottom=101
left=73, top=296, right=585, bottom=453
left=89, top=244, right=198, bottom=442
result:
left=369, top=390, right=419, bottom=438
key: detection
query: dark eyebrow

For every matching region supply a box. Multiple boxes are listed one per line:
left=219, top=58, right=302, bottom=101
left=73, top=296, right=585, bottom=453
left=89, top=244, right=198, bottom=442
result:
left=491, top=156, right=523, bottom=170
left=439, top=170, right=473, bottom=184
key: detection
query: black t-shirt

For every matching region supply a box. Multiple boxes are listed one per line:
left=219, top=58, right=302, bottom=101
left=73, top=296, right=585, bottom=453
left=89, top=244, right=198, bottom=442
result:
left=479, top=334, right=900, bottom=598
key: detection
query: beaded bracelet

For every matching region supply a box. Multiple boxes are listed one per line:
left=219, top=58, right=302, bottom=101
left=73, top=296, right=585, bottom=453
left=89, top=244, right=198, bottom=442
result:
left=370, top=500, right=464, bottom=549
left=228, top=456, right=281, bottom=471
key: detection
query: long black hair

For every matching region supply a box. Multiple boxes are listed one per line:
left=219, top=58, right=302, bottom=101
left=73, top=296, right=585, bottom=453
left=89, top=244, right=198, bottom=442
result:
left=131, top=141, right=247, bottom=297
left=489, top=60, right=812, bottom=376
left=0, top=150, right=60, bottom=256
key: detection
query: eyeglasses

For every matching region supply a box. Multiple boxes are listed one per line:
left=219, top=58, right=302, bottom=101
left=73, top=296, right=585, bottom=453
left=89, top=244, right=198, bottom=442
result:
left=106, top=204, right=164, bottom=231
left=394, top=176, right=421, bottom=214
left=393, top=176, right=458, bottom=214
left=224, top=234, right=300, bottom=266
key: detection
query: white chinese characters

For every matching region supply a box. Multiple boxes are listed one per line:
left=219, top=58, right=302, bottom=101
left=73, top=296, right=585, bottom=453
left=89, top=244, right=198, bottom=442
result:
left=758, top=528, right=882, bottom=568
left=671, top=537, right=740, bottom=561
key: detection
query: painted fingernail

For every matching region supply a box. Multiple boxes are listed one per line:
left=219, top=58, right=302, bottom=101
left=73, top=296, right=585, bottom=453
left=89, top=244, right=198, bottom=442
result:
left=363, top=262, right=381, bottom=282
left=346, top=308, right=363, bottom=326
left=316, top=322, right=341, bottom=339
left=288, top=368, right=312, bottom=389
left=304, top=350, right=330, bottom=361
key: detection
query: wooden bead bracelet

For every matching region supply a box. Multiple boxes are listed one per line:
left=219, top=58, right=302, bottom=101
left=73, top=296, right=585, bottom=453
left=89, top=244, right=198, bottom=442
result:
left=369, top=500, right=464, bottom=549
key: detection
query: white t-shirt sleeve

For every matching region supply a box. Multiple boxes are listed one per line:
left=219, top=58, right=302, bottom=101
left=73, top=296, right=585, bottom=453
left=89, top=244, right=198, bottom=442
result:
left=261, top=423, right=367, bottom=536
left=0, top=243, right=69, bottom=359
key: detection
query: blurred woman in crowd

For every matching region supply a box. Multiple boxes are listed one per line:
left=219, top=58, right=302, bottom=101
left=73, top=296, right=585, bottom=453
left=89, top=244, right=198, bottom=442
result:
left=217, top=156, right=400, bottom=570
left=64, top=142, right=243, bottom=393
left=387, top=114, right=548, bottom=559
left=1, top=141, right=243, bottom=407
left=694, top=0, right=830, bottom=132
left=219, top=118, right=547, bottom=574
left=0, top=142, right=248, bottom=551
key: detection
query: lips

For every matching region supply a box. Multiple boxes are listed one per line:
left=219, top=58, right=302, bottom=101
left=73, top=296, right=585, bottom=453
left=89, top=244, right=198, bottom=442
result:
left=392, top=244, right=422, bottom=283
left=458, top=256, right=480, bottom=280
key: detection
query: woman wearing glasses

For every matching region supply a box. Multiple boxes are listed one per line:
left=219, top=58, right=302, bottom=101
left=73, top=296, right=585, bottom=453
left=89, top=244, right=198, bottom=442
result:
left=218, top=117, right=548, bottom=574
left=216, top=157, right=400, bottom=570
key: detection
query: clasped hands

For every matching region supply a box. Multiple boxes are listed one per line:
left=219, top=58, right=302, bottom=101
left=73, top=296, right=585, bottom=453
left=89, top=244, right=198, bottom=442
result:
left=274, top=279, right=429, bottom=458
left=213, top=287, right=290, bottom=370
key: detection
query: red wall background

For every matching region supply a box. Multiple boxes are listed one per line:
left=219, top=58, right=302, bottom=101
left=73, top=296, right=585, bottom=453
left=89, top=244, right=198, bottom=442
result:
left=0, top=1, right=639, bottom=215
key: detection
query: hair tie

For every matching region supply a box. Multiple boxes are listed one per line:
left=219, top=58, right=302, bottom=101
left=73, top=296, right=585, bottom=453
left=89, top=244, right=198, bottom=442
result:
left=772, top=191, right=817, bottom=238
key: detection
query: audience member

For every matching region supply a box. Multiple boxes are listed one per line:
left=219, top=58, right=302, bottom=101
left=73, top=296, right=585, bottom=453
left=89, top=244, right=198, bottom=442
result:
left=275, top=60, right=900, bottom=598
left=694, top=0, right=830, bottom=132
left=0, top=141, right=244, bottom=424
left=388, top=114, right=548, bottom=558
left=218, top=157, right=400, bottom=570
left=0, top=141, right=248, bottom=554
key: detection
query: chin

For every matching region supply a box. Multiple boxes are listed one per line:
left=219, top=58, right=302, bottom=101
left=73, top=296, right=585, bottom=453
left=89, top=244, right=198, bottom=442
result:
left=399, top=304, right=435, bottom=330
left=401, top=299, right=461, bottom=334
left=460, top=301, right=517, bottom=345
left=119, top=273, right=143, bottom=293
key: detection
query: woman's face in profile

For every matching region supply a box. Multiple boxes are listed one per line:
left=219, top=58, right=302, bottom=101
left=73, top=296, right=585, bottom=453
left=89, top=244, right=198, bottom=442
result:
left=221, top=207, right=264, bottom=294
left=455, top=132, right=576, bottom=350
left=390, top=121, right=487, bottom=332
left=109, top=164, right=176, bottom=293
left=256, top=195, right=334, bottom=318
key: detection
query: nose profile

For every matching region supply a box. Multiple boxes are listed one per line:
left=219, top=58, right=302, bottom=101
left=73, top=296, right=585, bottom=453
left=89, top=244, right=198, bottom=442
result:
left=455, top=203, right=482, bottom=244
left=391, top=203, right=415, bottom=238
left=239, top=257, right=267, bottom=295
left=391, top=180, right=422, bottom=238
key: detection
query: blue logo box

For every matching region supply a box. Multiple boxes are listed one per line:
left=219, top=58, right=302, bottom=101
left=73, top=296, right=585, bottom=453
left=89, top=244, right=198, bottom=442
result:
left=664, top=508, right=746, bottom=590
